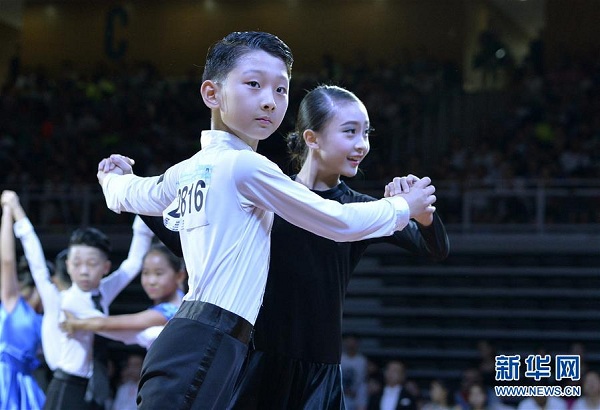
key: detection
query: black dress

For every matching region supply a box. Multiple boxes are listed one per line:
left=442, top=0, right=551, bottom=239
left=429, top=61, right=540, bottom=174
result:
left=142, top=179, right=449, bottom=410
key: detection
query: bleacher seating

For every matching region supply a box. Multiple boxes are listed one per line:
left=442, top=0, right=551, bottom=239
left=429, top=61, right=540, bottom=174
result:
left=342, top=236, right=600, bottom=385
left=34, top=228, right=600, bottom=388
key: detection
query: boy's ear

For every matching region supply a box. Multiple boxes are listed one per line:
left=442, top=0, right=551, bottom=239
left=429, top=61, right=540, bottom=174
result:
left=102, top=260, right=112, bottom=277
left=303, top=129, right=319, bottom=149
left=176, top=270, right=186, bottom=286
left=201, top=80, right=220, bottom=109
left=65, top=258, right=75, bottom=279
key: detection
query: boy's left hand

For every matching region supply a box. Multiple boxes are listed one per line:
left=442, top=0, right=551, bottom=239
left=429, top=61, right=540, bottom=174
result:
left=97, top=154, right=135, bottom=185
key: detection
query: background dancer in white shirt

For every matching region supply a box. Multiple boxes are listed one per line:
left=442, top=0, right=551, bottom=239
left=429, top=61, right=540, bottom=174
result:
left=60, top=243, right=185, bottom=350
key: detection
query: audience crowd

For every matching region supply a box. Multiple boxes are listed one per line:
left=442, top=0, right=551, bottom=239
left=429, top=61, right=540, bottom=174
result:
left=340, top=337, right=598, bottom=410
left=2, top=41, right=600, bottom=227
left=1, top=42, right=600, bottom=184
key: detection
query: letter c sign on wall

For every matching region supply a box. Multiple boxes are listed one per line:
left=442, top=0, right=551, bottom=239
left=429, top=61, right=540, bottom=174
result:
left=105, top=6, right=128, bottom=60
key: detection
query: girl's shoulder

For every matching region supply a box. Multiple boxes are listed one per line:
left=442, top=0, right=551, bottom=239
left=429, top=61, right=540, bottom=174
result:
left=338, top=182, right=377, bottom=204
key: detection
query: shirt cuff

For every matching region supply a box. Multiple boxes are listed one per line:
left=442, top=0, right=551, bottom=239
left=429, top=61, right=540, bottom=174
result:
left=102, top=173, right=122, bottom=214
left=382, top=196, right=410, bottom=231
left=13, top=217, right=34, bottom=238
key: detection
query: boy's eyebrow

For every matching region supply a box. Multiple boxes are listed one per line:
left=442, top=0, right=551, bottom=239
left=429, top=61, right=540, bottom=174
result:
left=240, top=69, right=289, bottom=81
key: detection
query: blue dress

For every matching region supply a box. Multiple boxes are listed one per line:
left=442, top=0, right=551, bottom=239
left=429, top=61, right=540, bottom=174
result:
left=150, top=297, right=181, bottom=321
left=0, top=297, right=45, bottom=410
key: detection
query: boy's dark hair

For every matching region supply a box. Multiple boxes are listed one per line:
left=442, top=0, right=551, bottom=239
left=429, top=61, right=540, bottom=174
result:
left=202, top=31, right=294, bottom=83
left=68, top=227, right=112, bottom=258
left=54, top=248, right=72, bottom=286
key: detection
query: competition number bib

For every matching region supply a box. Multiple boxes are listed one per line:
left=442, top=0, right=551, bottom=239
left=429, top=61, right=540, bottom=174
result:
left=163, top=178, right=209, bottom=231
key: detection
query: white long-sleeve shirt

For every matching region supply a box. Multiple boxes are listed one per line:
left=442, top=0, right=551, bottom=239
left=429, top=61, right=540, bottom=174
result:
left=102, top=130, right=410, bottom=324
left=14, top=217, right=61, bottom=370
left=15, top=216, right=153, bottom=377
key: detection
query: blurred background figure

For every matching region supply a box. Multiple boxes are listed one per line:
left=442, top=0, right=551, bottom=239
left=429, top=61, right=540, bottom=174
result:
left=110, top=353, right=144, bottom=410
left=342, top=334, right=369, bottom=410
left=422, top=379, right=461, bottom=410
left=368, top=360, right=418, bottom=410
left=570, top=370, right=600, bottom=410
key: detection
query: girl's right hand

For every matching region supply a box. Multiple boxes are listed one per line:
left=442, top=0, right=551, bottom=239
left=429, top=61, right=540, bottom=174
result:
left=1, top=190, right=18, bottom=208
left=384, top=174, right=419, bottom=197
left=59, top=311, right=77, bottom=337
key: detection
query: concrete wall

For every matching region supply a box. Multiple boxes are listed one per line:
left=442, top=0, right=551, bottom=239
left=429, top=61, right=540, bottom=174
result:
left=19, top=0, right=467, bottom=75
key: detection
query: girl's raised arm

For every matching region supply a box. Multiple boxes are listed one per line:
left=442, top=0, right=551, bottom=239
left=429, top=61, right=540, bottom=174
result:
left=1, top=191, right=21, bottom=312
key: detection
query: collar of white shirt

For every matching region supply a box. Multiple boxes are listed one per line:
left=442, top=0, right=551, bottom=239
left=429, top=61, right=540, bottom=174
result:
left=381, top=385, right=402, bottom=410
left=200, top=130, right=254, bottom=151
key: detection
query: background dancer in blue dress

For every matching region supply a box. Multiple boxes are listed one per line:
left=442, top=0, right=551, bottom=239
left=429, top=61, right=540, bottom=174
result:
left=1, top=191, right=46, bottom=409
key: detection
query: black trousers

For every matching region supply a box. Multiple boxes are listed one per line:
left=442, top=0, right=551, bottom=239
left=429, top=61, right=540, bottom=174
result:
left=229, top=349, right=346, bottom=410
left=137, top=301, right=253, bottom=410
left=43, top=369, right=101, bottom=410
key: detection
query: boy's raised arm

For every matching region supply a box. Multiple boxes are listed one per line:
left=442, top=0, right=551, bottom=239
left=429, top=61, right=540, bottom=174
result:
left=101, top=215, right=154, bottom=304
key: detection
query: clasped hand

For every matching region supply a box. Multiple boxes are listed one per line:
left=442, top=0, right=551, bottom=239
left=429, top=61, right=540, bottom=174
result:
left=383, top=174, right=436, bottom=226
left=97, top=154, right=136, bottom=185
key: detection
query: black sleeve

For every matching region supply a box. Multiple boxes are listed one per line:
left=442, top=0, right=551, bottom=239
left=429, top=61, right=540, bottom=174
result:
left=349, top=189, right=450, bottom=262
left=139, top=215, right=183, bottom=257
left=398, top=213, right=450, bottom=262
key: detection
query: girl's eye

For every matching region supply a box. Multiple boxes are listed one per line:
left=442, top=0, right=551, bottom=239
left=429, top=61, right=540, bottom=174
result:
left=276, top=86, right=287, bottom=95
left=344, top=128, right=357, bottom=135
left=247, top=81, right=260, bottom=88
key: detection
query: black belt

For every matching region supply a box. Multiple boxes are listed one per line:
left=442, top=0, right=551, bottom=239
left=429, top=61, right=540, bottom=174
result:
left=175, top=300, right=254, bottom=344
left=53, top=369, right=89, bottom=386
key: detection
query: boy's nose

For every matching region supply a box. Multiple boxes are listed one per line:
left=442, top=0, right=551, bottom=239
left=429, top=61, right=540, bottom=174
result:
left=262, top=92, right=276, bottom=111
left=262, top=102, right=275, bottom=111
